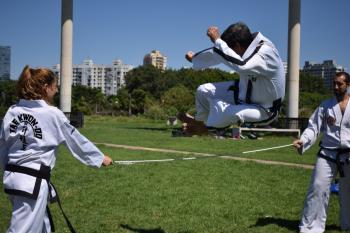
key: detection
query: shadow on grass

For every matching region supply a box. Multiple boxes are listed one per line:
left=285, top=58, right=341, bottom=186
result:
left=120, top=224, right=165, bottom=233
left=133, top=127, right=171, bottom=132
left=250, top=216, right=340, bottom=231
left=115, top=126, right=172, bottom=132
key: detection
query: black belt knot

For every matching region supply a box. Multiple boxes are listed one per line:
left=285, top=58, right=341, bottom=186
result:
left=318, top=147, right=350, bottom=177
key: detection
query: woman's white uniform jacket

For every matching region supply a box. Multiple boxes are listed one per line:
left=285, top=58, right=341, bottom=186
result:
left=192, top=32, right=285, bottom=110
left=300, top=97, right=350, bottom=159
left=0, top=99, right=104, bottom=198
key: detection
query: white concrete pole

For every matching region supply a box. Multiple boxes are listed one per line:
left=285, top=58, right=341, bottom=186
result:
left=60, top=0, right=73, bottom=114
left=287, top=0, right=301, bottom=119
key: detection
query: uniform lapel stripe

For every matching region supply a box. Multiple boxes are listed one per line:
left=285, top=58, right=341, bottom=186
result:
left=193, top=47, right=214, bottom=58
left=213, top=40, right=264, bottom=66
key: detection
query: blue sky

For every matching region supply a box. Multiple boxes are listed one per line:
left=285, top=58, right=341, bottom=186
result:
left=1, top=0, right=349, bottom=79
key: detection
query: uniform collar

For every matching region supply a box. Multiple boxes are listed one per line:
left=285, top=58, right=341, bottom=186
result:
left=331, top=95, right=350, bottom=119
left=18, top=99, right=49, bottom=108
left=242, top=32, right=265, bottom=60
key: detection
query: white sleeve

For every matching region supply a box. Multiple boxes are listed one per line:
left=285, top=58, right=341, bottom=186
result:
left=60, top=122, right=104, bottom=168
left=299, top=106, right=324, bottom=153
left=192, top=48, right=222, bottom=70
left=0, top=122, right=8, bottom=170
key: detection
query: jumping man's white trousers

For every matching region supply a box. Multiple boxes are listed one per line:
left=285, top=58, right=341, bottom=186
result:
left=195, top=81, right=269, bottom=128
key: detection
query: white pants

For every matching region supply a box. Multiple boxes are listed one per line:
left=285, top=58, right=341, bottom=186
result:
left=195, top=81, right=270, bottom=128
left=300, top=156, right=350, bottom=233
left=7, top=181, right=51, bottom=233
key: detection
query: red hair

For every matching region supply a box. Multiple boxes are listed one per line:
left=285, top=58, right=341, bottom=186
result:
left=16, top=65, right=57, bottom=100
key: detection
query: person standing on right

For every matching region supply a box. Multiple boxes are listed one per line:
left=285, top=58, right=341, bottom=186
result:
left=293, top=72, right=350, bottom=233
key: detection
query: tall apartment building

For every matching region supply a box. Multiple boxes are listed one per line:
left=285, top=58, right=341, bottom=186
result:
left=52, top=59, right=133, bottom=96
left=104, top=59, right=133, bottom=95
left=0, top=46, right=11, bottom=80
left=302, top=60, right=346, bottom=89
left=143, top=50, right=167, bottom=70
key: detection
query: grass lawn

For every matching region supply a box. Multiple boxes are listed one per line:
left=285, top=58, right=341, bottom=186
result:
left=0, top=116, right=347, bottom=232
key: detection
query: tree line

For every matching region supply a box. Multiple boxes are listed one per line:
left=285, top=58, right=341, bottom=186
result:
left=0, top=65, right=331, bottom=119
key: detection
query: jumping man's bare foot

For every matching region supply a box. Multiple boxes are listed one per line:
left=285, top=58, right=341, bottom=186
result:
left=177, top=112, right=198, bottom=125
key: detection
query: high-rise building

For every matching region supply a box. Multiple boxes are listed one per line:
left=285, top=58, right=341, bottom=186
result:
left=143, top=50, right=167, bottom=70
left=0, top=46, right=11, bottom=80
left=104, top=59, right=133, bottom=96
left=302, top=60, right=346, bottom=90
left=52, top=59, right=133, bottom=96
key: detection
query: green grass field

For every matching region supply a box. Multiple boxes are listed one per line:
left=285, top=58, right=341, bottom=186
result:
left=0, top=116, right=347, bottom=232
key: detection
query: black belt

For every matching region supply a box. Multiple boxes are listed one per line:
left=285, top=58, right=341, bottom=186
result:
left=4, top=164, right=76, bottom=233
left=243, top=98, right=282, bottom=126
left=318, top=148, right=350, bottom=177
left=5, top=164, right=51, bottom=199
left=227, top=81, right=282, bottom=125
left=268, top=98, right=282, bottom=113
left=227, top=80, right=240, bottom=105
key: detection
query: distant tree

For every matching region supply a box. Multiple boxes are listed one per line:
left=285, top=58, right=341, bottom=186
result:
left=161, top=85, right=194, bottom=113
left=106, top=95, right=120, bottom=116
left=130, top=89, right=149, bottom=114
left=115, top=87, right=131, bottom=114
left=129, top=88, right=158, bottom=115
left=125, top=65, right=164, bottom=98
left=300, top=72, right=328, bottom=94
left=299, top=92, right=331, bottom=117
left=297, top=72, right=331, bottom=117
left=0, top=80, right=17, bottom=106
left=94, top=91, right=107, bottom=114
left=71, top=85, right=105, bottom=114
left=0, top=80, right=17, bottom=116
left=74, top=96, right=93, bottom=115
left=144, top=104, right=167, bottom=120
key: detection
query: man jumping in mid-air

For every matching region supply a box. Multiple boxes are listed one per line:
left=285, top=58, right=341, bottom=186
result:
left=179, top=21, right=285, bottom=136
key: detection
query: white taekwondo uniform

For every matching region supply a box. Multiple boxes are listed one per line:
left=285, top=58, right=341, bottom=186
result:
left=0, top=99, right=104, bottom=233
left=191, top=32, right=285, bottom=128
left=299, top=97, right=350, bottom=233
